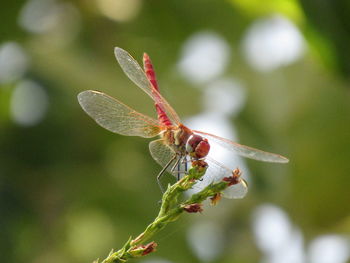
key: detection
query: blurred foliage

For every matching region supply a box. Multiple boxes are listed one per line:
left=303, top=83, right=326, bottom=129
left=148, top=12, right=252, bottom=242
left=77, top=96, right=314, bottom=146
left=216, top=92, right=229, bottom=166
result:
left=300, top=0, right=350, bottom=76
left=0, top=0, right=350, bottom=263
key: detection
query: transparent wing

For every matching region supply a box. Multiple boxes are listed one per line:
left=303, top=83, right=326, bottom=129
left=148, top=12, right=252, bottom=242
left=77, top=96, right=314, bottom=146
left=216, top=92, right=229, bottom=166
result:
left=149, top=139, right=176, bottom=169
left=192, top=157, right=248, bottom=199
left=224, top=179, right=248, bottom=199
left=193, top=130, right=289, bottom=163
left=114, top=47, right=181, bottom=125
left=78, top=90, right=162, bottom=138
left=149, top=139, right=187, bottom=176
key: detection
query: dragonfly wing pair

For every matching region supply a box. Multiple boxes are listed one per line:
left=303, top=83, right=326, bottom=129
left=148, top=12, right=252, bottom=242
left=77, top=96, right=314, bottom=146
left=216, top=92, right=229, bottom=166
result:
left=78, top=90, right=161, bottom=138
left=114, top=47, right=181, bottom=126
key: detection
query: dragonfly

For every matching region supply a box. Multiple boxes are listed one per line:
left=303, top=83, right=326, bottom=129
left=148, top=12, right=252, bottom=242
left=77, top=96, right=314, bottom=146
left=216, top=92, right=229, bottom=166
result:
left=78, top=47, right=289, bottom=198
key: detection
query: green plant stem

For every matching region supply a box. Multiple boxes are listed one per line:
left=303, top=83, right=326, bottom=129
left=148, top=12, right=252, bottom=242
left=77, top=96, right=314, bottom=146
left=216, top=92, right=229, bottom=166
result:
left=97, top=161, right=232, bottom=263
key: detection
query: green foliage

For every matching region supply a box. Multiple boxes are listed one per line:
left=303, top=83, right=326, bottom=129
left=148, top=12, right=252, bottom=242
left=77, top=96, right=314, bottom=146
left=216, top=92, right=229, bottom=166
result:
left=1, top=0, right=350, bottom=262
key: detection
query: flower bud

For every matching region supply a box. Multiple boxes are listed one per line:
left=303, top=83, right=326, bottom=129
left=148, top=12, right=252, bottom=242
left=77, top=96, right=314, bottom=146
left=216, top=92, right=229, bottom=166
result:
left=129, top=242, right=157, bottom=257
left=223, top=168, right=242, bottom=186
left=210, top=193, right=222, bottom=205
left=183, top=203, right=203, bottom=213
left=192, top=159, right=208, bottom=169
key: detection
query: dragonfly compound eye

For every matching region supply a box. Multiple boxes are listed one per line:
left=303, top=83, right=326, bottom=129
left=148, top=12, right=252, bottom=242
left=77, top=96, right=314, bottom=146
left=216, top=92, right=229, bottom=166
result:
left=186, top=135, right=210, bottom=159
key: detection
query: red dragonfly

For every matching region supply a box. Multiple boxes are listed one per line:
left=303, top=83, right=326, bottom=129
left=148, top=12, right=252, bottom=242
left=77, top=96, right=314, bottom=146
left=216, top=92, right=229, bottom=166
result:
left=78, top=47, right=289, bottom=198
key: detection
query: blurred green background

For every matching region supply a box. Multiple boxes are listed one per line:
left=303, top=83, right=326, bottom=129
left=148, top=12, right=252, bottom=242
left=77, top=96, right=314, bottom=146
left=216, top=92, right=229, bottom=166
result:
left=1, top=0, right=350, bottom=263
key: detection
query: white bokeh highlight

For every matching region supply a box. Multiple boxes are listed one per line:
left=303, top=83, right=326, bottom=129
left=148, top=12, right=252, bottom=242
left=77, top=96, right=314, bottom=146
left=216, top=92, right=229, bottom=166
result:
left=242, top=15, right=305, bottom=72
left=178, top=32, right=231, bottom=84
left=263, top=229, right=305, bottom=263
left=203, top=78, right=246, bottom=117
left=18, top=0, right=81, bottom=46
left=253, top=204, right=292, bottom=253
left=10, top=80, right=49, bottom=126
left=0, top=42, right=29, bottom=84
left=18, top=0, right=63, bottom=34
left=252, top=204, right=305, bottom=263
left=308, top=235, right=350, bottom=263
left=187, top=221, right=224, bottom=262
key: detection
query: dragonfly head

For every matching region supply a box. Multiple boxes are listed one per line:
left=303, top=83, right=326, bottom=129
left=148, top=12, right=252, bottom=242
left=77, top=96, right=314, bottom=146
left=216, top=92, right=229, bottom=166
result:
left=186, top=134, right=210, bottom=159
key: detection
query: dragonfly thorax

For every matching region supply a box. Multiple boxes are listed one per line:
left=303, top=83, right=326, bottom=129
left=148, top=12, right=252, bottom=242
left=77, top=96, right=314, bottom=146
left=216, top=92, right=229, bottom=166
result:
left=162, top=124, right=192, bottom=154
left=186, top=134, right=210, bottom=159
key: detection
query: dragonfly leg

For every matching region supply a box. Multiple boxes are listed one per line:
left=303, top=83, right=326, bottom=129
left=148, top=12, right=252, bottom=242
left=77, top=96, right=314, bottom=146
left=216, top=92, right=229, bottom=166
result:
left=157, top=155, right=178, bottom=193
left=177, top=159, right=180, bottom=180
left=169, top=156, right=182, bottom=181
left=170, top=157, right=193, bottom=178
left=177, top=156, right=188, bottom=181
left=184, top=156, right=188, bottom=173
